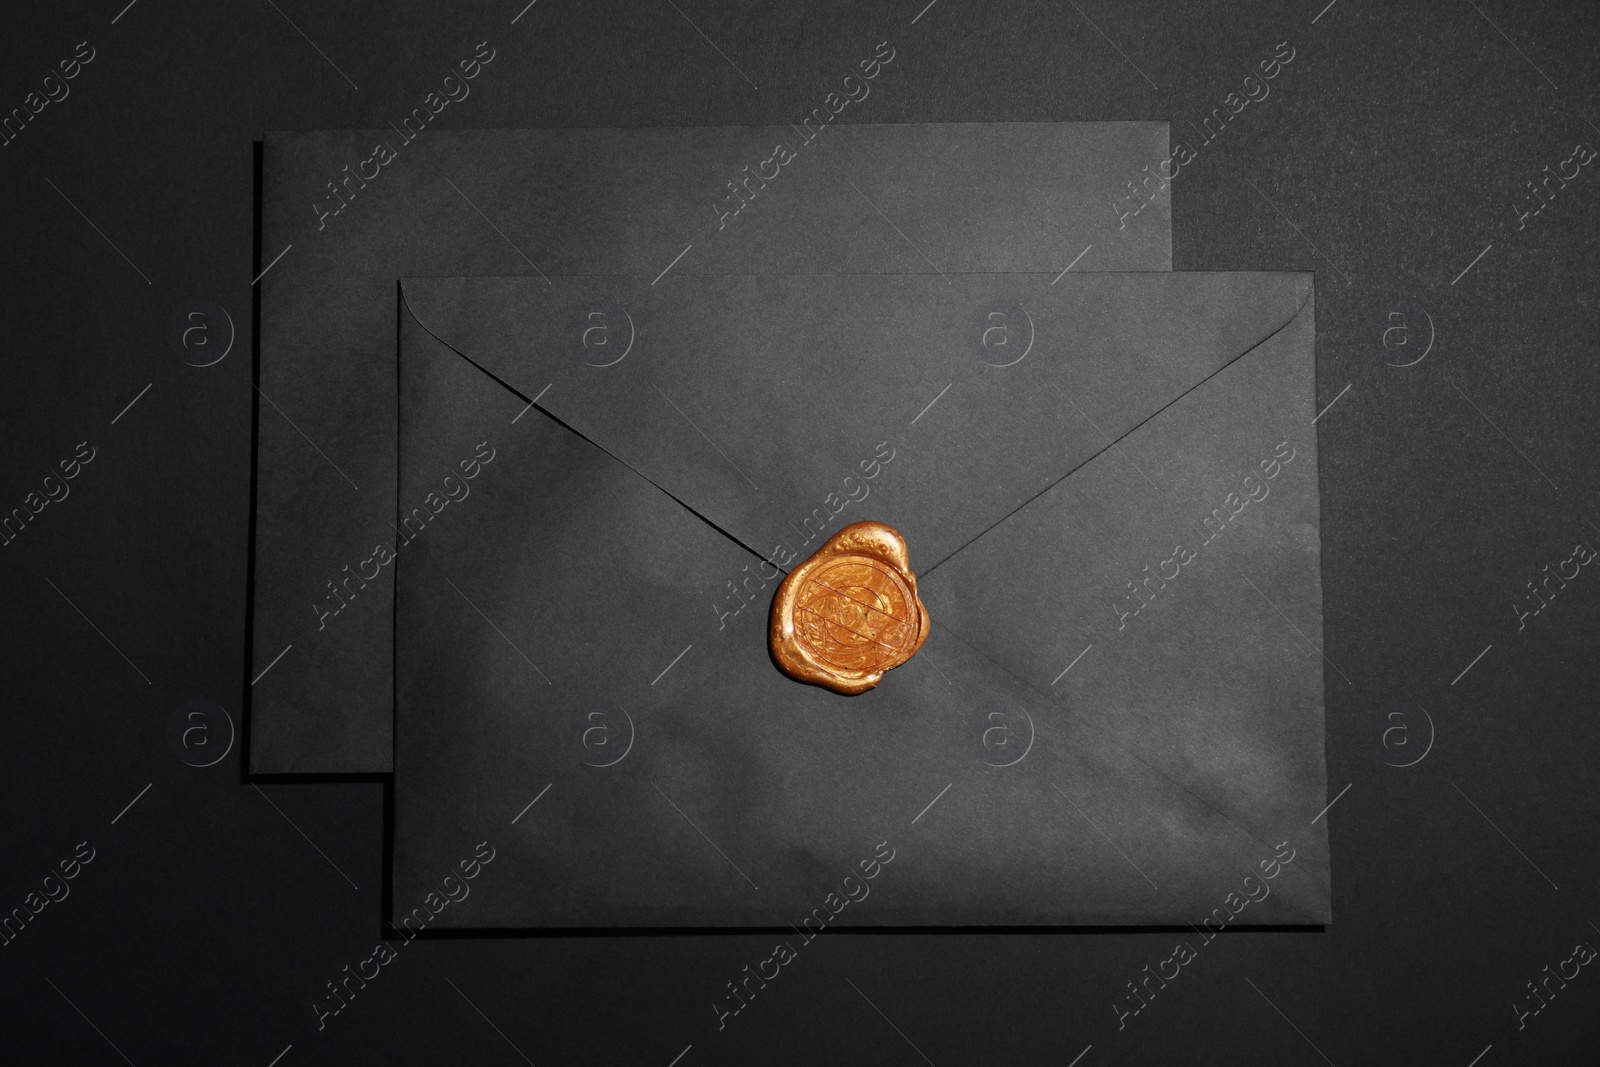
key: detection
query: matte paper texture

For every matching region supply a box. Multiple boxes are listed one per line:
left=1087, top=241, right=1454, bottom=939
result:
left=391, top=271, right=1328, bottom=927
left=253, top=124, right=1174, bottom=773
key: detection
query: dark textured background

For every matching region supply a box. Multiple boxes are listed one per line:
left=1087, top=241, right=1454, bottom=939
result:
left=2, top=0, right=1597, bottom=1064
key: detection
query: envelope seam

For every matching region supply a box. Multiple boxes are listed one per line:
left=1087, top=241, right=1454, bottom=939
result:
left=921, top=276, right=1316, bottom=580
left=397, top=282, right=774, bottom=570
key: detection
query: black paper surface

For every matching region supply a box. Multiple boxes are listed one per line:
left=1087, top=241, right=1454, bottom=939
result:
left=11, top=0, right=1600, bottom=1060
left=392, top=271, right=1326, bottom=926
left=253, top=123, right=1174, bottom=773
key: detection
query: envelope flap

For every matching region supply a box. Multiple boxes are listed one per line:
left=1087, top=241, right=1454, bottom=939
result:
left=400, top=272, right=1313, bottom=576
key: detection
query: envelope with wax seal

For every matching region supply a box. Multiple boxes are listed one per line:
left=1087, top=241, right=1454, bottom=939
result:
left=251, top=123, right=1174, bottom=774
left=390, top=269, right=1331, bottom=927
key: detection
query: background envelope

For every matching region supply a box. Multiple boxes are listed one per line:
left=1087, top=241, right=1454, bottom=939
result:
left=254, top=123, right=1174, bottom=774
left=392, top=271, right=1328, bottom=926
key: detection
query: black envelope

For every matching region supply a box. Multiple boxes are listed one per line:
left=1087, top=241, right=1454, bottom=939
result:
left=252, top=124, right=1173, bottom=773
left=389, top=271, right=1330, bottom=927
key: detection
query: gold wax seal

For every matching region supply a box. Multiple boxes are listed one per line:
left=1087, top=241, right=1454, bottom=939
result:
left=770, top=521, right=930, bottom=694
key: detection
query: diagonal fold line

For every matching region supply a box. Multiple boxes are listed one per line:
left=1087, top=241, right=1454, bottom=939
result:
left=922, top=283, right=1315, bottom=578
left=400, top=286, right=774, bottom=569
left=1053, top=384, right=1160, bottom=491
left=653, top=385, right=761, bottom=490
left=403, top=280, right=1312, bottom=594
